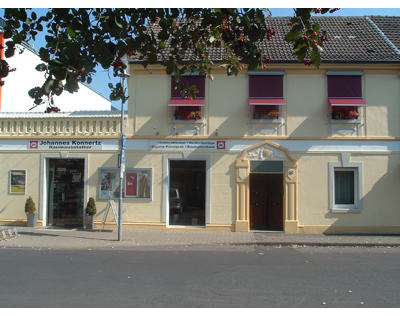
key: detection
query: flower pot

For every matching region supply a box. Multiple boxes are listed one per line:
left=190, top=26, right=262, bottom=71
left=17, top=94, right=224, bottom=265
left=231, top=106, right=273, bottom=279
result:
left=26, top=213, right=38, bottom=227
left=85, top=215, right=94, bottom=230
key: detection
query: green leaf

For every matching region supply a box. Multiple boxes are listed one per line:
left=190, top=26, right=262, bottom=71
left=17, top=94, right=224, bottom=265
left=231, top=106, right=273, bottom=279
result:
left=43, top=78, right=54, bottom=95
left=39, top=47, right=50, bottom=62
left=35, top=63, right=47, bottom=72
left=67, top=26, right=76, bottom=38
left=311, top=49, right=321, bottom=68
left=285, top=31, right=301, bottom=42
left=114, top=16, right=123, bottom=28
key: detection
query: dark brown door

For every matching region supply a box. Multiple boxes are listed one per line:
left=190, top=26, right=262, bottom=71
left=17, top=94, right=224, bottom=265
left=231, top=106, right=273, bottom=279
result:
left=250, top=173, right=283, bottom=231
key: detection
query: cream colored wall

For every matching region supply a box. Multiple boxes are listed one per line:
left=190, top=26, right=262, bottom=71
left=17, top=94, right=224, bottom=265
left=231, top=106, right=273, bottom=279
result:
left=365, top=71, right=400, bottom=137
left=128, top=72, right=171, bottom=136
left=297, top=152, right=400, bottom=227
left=0, top=152, right=41, bottom=219
left=91, top=151, right=237, bottom=224
left=208, top=73, right=248, bottom=137
left=286, top=70, right=328, bottom=138
left=129, top=66, right=400, bottom=139
left=209, top=153, right=237, bottom=224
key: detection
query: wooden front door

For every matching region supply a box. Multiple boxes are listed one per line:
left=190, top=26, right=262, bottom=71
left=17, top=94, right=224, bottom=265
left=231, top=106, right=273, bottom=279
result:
left=250, top=173, right=283, bottom=231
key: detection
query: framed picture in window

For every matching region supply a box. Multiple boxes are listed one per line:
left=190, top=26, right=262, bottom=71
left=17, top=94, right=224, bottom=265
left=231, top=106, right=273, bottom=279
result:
left=98, top=167, right=152, bottom=200
left=124, top=168, right=152, bottom=200
left=98, top=168, right=120, bottom=200
left=9, top=170, right=26, bottom=194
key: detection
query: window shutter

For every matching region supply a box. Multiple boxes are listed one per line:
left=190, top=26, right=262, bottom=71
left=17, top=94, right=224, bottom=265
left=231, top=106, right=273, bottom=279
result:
left=328, top=76, right=362, bottom=98
left=249, top=75, right=283, bottom=98
left=171, top=76, right=205, bottom=98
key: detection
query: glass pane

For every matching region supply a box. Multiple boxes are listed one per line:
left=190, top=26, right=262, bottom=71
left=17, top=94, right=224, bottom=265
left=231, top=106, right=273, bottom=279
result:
left=335, top=170, right=355, bottom=205
left=169, top=160, right=206, bottom=226
left=48, top=159, right=84, bottom=227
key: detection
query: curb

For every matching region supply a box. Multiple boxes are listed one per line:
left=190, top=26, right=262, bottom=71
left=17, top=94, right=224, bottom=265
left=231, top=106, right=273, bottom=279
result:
left=237, top=241, right=400, bottom=248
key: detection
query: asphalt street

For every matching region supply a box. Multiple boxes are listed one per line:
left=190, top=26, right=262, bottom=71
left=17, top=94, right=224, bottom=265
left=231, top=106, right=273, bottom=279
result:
left=1, top=245, right=400, bottom=307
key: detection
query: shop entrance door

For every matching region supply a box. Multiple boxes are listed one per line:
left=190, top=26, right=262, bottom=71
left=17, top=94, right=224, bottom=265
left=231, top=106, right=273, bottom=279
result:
left=47, top=159, right=85, bottom=227
left=169, top=160, right=206, bottom=226
left=250, top=173, right=283, bottom=231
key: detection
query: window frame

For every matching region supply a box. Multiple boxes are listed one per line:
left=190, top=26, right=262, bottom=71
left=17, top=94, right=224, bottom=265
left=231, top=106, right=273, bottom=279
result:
left=248, top=72, right=285, bottom=124
left=328, top=160, right=363, bottom=213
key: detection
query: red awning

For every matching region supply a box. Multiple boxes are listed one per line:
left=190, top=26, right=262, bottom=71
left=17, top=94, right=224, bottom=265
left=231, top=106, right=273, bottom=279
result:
left=168, top=99, right=205, bottom=106
left=328, top=98, right=367, bottom=106
left=249, top=98, right=285, bottom=106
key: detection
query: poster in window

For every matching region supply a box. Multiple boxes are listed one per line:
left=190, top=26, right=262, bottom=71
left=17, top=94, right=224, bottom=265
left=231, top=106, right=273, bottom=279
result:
left=124, top=168, right=152, bottom=199
left=137, top=169, right=151, bottom=199
left=125, top=172, right=138, bottom=197
left=9, top=170, right=26, bottom=194
left=99, top=168, right=120, bottom=200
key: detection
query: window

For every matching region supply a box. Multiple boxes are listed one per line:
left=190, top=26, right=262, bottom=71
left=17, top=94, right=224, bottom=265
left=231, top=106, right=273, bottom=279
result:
left=327, top=73, right=366, bottom=121
left=169, top=76, right=205, bottom=122
left=248, top=73, right=285, bottom=121
left=329, top=160, right=363, bottom=212
left=334, top=169, right=355, bottom=205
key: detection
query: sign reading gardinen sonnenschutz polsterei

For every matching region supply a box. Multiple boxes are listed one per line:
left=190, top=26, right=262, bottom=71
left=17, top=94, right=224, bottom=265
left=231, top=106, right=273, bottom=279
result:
left=28, top=140, right=103, bottom=150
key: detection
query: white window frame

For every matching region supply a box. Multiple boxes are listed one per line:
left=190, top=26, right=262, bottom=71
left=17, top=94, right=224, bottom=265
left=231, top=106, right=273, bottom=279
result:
left=328, top=160, right=363, bottom=213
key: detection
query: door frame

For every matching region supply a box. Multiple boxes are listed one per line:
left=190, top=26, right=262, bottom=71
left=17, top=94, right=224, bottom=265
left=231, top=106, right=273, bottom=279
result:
left=39, top=153, right=88, bottom=226
left=162, top=154, right=211, bottom=227
left=235, top=140, right=298, bottom=232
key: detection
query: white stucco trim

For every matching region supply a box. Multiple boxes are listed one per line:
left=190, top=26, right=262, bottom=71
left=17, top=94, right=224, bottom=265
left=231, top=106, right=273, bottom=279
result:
left=328, top=156, right=363, bottom=213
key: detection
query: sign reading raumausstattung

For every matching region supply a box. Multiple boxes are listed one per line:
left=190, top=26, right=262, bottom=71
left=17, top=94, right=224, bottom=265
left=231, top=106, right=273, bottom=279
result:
left=28, top=140, right=103, bottom=150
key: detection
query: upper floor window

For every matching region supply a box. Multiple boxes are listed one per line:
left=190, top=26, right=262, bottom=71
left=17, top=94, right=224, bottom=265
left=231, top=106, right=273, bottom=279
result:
left=327, top=73, right=366, bottom=121
left=248, top=73, right=285, bottom=121
left=169, top=75, right=205, bottom=122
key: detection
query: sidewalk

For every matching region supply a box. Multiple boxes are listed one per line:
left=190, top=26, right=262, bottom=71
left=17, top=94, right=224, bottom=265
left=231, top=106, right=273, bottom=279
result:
left=1, top=226, right=400, bottom=249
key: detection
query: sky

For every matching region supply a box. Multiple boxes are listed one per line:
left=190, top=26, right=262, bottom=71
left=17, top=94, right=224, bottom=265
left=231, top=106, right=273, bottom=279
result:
left=0, top=8, right=400, bottom=109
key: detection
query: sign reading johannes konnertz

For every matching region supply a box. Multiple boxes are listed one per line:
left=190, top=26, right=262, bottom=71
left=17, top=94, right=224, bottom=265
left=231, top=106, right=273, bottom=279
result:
left=29, top=140, right=103, bottom=150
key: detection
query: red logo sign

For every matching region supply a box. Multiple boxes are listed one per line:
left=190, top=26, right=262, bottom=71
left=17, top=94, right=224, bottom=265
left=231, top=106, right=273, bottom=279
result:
left=29, top=141, right=39, bottom=149
left=216, top=141, right=226, bottom=150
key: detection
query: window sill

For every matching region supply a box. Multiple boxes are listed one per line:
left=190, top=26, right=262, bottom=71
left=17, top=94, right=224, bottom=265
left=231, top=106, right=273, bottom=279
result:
left=251, top=118, right=282, bottom=123
left=330, top=207, right=361, bottom=214
left=172, top=118, right=204, bottom=123
left=330, top=119, right=361, bottom=124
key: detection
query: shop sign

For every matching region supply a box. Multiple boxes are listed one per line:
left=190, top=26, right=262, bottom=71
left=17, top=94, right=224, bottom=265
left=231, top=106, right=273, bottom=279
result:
left=150, top=140, right=226, bottom=151
left=28, top=140, right=103, bottom=150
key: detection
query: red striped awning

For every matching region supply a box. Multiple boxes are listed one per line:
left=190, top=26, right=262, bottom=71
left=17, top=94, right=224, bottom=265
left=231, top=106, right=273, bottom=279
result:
left=328, top=98, right=367, bottom=106
left=168, top=99, right=205, bottom=106
left=249, top=98, right=285, bottom=106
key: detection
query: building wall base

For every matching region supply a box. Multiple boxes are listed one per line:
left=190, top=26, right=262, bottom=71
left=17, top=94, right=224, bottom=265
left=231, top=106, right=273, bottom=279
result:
left=284, top=220, right=299, bottom=233
left=235, top=220, right=249, bottom=232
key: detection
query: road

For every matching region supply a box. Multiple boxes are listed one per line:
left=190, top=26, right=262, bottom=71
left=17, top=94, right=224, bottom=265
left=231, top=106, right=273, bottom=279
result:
left=1, top=245, right=400, bottom=307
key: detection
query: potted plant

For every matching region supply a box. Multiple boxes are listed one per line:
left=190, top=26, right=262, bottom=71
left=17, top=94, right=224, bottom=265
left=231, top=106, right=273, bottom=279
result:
left=85, top=197, right=97, bottom=229
left=25, top=196, right=38, bottom=227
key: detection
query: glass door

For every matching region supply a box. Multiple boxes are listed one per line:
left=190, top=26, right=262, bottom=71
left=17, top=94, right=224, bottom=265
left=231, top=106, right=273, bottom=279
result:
left=169, top=160, right=206, bottom=226
left=47, top=159, right=84, bottom=227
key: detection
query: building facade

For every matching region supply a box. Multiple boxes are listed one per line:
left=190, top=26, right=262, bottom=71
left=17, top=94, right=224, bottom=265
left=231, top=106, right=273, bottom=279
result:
left=1, top=16, right=399, bottom=233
